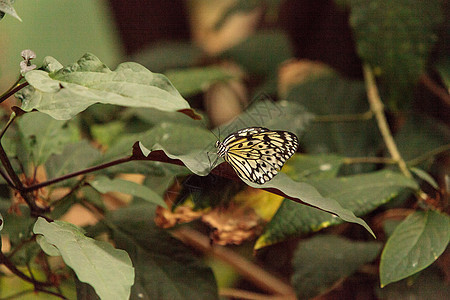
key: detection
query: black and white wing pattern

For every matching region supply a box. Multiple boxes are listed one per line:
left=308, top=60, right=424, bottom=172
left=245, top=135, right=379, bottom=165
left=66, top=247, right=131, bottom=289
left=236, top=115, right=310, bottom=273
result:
left=215, top=127, right=298, bottom=184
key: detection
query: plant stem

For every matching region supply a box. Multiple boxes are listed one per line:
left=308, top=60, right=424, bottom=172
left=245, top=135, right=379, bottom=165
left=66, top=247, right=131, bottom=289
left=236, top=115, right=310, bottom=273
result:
left=406, top=143, right=450, bottom=167
left=0, top=142, right=47, bottom=212
left=314, top=110, right=373, bottom=122
left=23, top=156, right=133, bottom=192
left=0, top=251, right=53, bottom=288
left=343, top=156, right=397, bottom=165
left=0, top=81, right=28, bottom=104
left=363, top=64, right=412, bottom=178
left=0, top=113, right=16, bottom=140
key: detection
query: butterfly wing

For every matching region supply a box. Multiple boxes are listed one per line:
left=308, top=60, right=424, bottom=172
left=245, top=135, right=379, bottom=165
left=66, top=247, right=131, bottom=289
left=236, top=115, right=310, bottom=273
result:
left=222, top=128, right=298, bottom=184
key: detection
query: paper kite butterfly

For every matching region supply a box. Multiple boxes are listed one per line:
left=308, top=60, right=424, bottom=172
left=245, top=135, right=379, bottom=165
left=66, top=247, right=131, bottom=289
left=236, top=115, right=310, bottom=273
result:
left=215, top=127, right=298, bottom=184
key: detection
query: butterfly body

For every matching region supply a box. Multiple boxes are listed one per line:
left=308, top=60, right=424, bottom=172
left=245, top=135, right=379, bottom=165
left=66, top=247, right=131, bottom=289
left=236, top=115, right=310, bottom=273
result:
left=215, top=127, right=298, bottom=184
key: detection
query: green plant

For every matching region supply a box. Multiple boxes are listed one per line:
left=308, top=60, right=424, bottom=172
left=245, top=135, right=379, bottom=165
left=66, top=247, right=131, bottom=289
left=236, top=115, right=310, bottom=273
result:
left=0, top=1, right=449, bottom=299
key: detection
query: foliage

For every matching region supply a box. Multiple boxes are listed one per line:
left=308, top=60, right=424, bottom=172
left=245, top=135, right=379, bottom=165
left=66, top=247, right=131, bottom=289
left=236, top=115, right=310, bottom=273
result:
left=0, top=1, right=448, bottom=299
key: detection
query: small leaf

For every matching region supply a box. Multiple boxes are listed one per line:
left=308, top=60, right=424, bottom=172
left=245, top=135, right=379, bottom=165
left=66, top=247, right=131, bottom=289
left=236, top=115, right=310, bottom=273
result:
left=106, top=204, right=219, bottom=299
left=256, top=170, right=418, bottom=249
left=18, top=53, right=192, bottom=120
left=17, top=111, right=79, bottom=166
left=410, top=167, right=439, bottom=189
left=89, top=176, right=166, bottom=207
left=380, top=210, right=450, bottom=287
left=292, top=235, right=382, bottom=299
left=0, top=0, right=22, bottom=21
left=0, top=212, right=3, bottom=231
left=33, top=217, right=134, bottom=300
left=165, top=66, right=234, bottom=97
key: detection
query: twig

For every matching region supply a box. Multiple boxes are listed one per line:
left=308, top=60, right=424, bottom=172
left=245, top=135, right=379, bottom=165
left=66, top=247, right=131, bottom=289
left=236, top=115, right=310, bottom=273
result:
left=0, top=251, right=53, bottom=288
left=313, top=110, right=373, bottom=122
left=0, top=81, right=29, bottom=104
left=420, top=74, right=450, bottom=107
left=363, top=64, right=412, bottom=178
left=23, top=156, right=133, bottom=192
left=172, top=227, right=296, bottom=298
left=406, top=143, right=450, bottom=167
left=0, top=113, right=16, bottom=140
left=343, top=157, right=397, bottom=165
left=220, top=288, right=294, bottom=300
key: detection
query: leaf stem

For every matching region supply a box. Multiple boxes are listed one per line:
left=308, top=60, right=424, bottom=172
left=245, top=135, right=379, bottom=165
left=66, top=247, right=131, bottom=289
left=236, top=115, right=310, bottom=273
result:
left=0, top=142, right=47, bottom=213
left=0, top=80, right=28, bottom=104
left=313, top=110, right=373, bottom=122
left=0, top=113, right=16, bottom=140
left=343, top=156, right=397, bottom=165
left=363, top=65, right=412, bottom=178
left=406, top=143, right=450, bottom=167
left=23, top=156, right=133, bottom=192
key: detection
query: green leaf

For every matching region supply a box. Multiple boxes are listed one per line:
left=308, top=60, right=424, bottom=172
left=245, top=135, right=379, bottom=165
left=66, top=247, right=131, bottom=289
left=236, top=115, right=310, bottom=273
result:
left=410, top=167, right=439, bottom=189
left=0, top=0, right=22, bottom=21
left=33, top=217, right=134, bottom=300
left=286, top=71, right=379, bottom=173
left=256, top=170, right=418, bottom=249
left=45, top=140, right=101, bottom=185
left=348, top=0, right=443, bottom=106
left=380, top=210, right=450, bottom=287
left=246, top=172, right=376, bottom=237
left=376, top=265, right=450, bottom=299
left=220, top=29, right=293, bottom=77
left=89, top=176, right=166, bottom=207
left=18, top=53, right=192, bottom=120
left=17, top=111, right=79, bottom=166
left=106, top=204, right=219, bottom=299
left=165, top=66, right=234, bottom=97
left=292, top=235, right=382, bottom=299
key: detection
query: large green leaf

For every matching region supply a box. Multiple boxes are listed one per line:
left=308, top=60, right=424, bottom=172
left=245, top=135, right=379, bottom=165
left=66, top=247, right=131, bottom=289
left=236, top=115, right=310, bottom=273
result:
left=106, top=204, right=219, bottom=299
left=17, top=53, right=192, bottom=120
left=286, top=71, right=379, bottom=174
left=89, top=176, right=166, bottom=207
left=33, top=217, right=135, bottom=300
left=380, top=210, right=450, bottom=287
left=17, top=111, right=79, bottom=166
left=291, top=235, right=382, bottom=299
left=348, top=0, right=444, bottom=106
left=256, top=170, right=418, bottom=249
left=165, top=66, right=234, bottom=97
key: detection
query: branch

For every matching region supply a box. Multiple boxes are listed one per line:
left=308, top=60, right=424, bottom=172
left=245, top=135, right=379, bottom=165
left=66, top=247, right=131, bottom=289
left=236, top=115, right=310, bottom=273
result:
left=419, top=74, right=450, bottom=107
left=0, top=251, right=53, bottom=288
left=0, top=81, right=29, bottom=104
left=172, top=227, right=296, bottom=297
left=363, top=65, right=412, bottom=178
left=23, top=156, right=133, bottom=192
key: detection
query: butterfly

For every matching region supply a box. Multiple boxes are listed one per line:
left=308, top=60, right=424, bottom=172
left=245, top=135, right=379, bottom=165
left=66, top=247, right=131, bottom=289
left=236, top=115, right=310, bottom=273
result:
left=215, top=127, right=298, bottom=184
